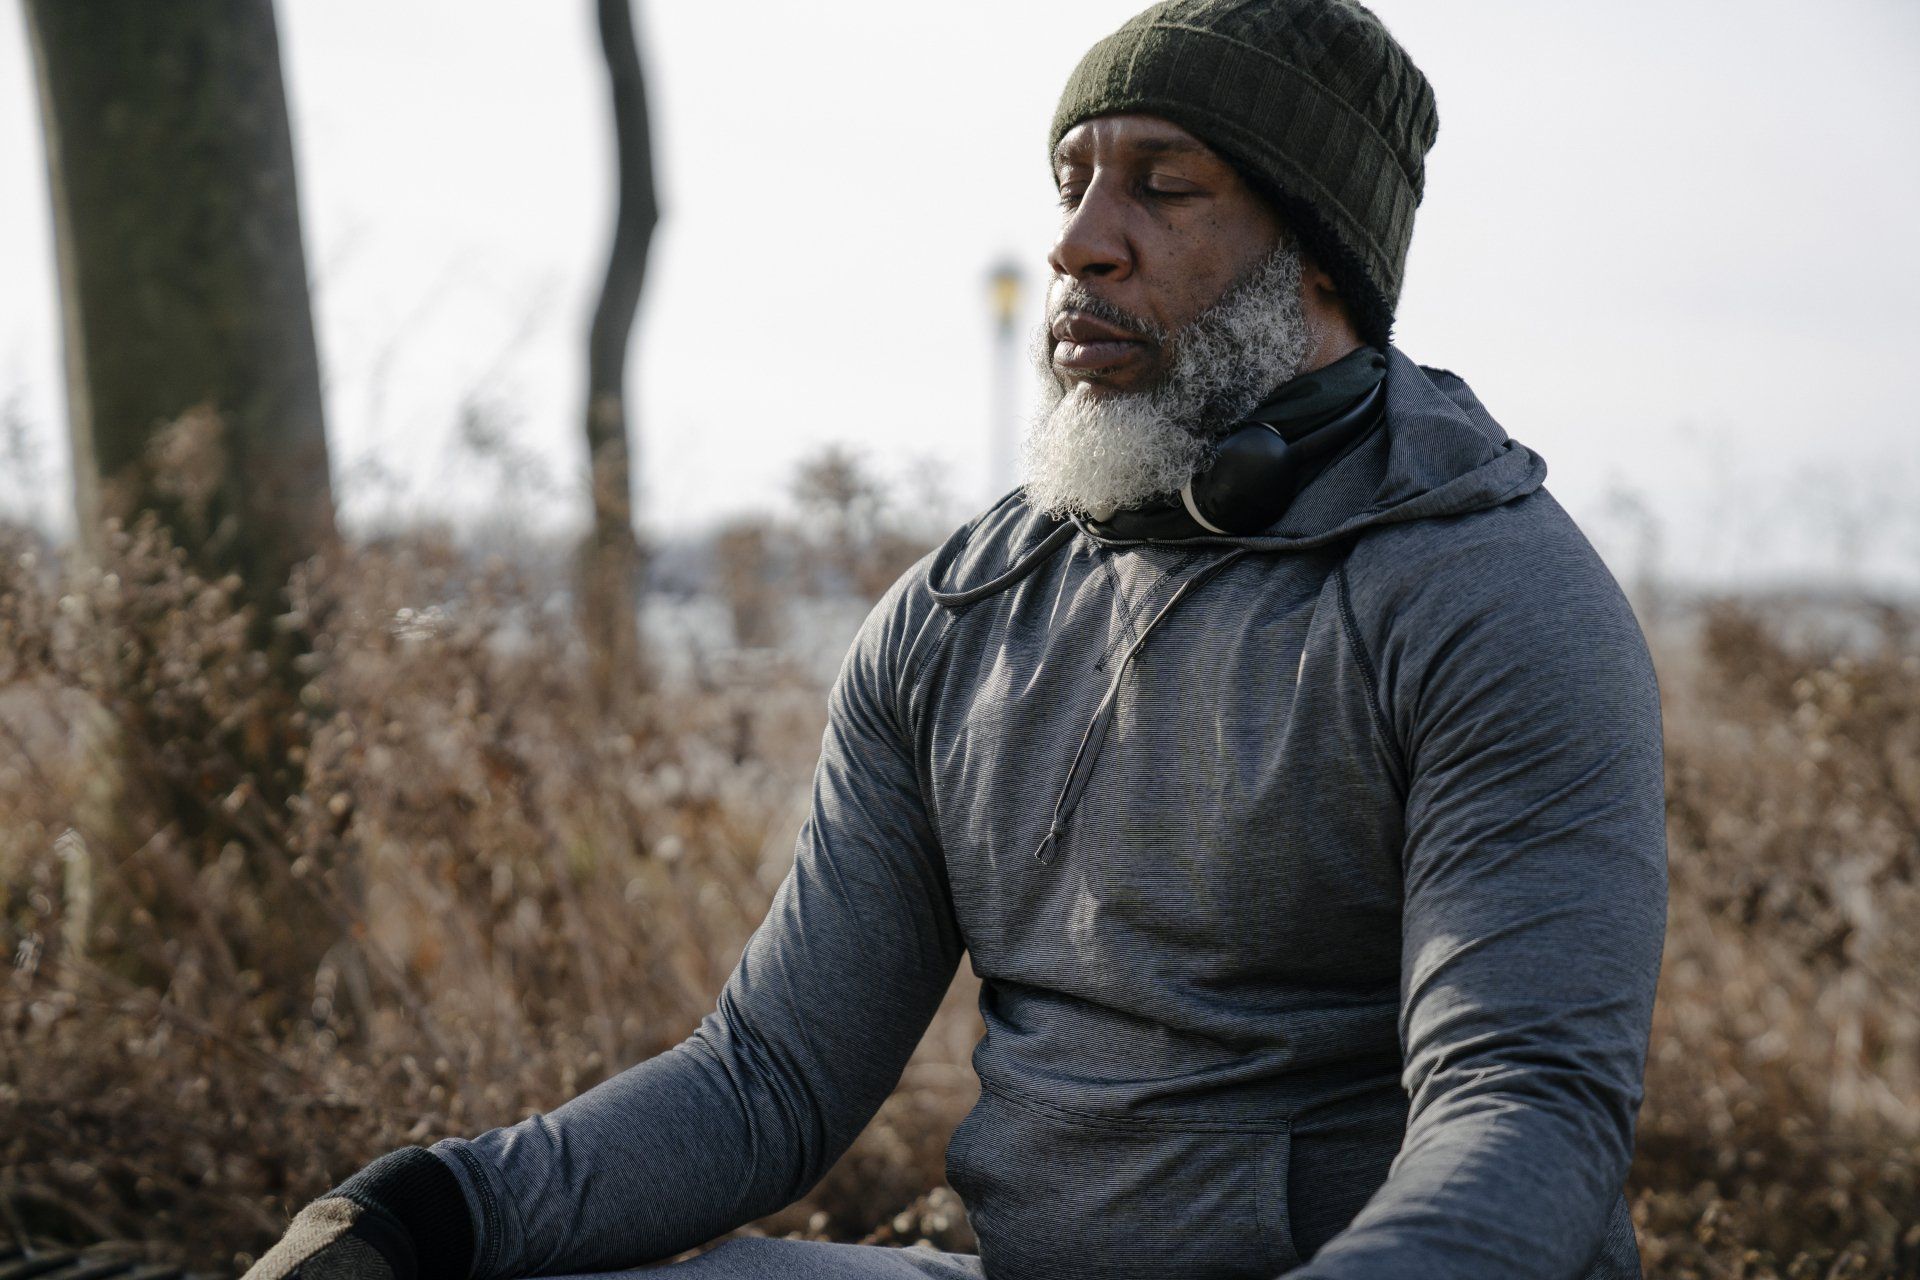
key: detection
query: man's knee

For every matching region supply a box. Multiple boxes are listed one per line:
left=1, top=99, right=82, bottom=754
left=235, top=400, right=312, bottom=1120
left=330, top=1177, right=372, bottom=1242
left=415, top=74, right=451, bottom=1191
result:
left=631, top=1238, right=984, bottom=1280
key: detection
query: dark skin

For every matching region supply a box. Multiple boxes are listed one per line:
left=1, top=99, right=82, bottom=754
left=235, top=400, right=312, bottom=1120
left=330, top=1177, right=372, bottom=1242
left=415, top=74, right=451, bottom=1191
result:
left=1048, top=113, right=1361, bottom=395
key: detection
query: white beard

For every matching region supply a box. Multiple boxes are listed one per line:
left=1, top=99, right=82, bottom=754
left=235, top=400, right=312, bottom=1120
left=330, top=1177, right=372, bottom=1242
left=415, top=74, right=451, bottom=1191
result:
left=1020, top=245, right=1311, bottom=520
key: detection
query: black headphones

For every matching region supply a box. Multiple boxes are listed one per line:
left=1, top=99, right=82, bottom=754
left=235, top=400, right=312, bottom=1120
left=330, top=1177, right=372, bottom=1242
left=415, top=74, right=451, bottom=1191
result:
left=1091, top=347, right=1388, bottom=539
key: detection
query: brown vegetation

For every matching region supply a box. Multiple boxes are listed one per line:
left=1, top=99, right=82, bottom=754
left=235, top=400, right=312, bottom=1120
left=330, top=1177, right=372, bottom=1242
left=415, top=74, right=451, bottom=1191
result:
left=1634, top=602, right=1920, bottom=1277
left=0, top=524, right=1915, bottom=1276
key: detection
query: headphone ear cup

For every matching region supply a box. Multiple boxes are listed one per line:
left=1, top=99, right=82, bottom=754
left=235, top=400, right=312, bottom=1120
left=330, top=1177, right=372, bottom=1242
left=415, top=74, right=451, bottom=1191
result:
left=1182, top=425, right=1305, bottom=535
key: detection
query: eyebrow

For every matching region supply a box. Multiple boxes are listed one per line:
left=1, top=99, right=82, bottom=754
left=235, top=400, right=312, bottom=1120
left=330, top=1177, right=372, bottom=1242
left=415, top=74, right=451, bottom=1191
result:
left=1052, top=135, right=1213, bottom=170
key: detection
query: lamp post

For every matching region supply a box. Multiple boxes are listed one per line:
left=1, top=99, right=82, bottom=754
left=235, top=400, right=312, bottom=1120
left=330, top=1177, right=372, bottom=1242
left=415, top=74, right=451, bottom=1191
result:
left=986, top=258, right=1025, bottom=499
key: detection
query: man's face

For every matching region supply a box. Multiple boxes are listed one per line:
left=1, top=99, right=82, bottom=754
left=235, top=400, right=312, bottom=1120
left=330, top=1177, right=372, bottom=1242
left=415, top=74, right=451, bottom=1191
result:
left=1047, top=114, right=1289, bottom=396
left=1022, top=113, right=1314, bottom=521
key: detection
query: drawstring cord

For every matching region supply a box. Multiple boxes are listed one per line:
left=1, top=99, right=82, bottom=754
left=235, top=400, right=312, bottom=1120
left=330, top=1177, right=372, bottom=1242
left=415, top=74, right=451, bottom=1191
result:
left=1033, top=549, right=1252, bottom=866
left=921, top=517, right=1254, bottom=868
left=927, top=521, right=1076, bottom=609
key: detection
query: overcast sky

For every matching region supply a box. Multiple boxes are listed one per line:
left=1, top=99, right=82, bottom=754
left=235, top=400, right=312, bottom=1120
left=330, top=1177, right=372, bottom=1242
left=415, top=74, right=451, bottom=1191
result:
left=2, top=0, right=1916, bottom=588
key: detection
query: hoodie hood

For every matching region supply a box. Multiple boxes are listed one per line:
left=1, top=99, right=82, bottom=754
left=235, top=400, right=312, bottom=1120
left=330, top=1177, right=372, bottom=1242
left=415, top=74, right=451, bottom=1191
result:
left=926, top=346, right=1548, bottom=602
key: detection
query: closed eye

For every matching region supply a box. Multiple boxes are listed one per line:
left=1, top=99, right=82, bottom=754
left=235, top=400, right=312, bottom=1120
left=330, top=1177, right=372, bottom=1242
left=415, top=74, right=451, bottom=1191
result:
left=1142, top=176, right=1203, bottom=200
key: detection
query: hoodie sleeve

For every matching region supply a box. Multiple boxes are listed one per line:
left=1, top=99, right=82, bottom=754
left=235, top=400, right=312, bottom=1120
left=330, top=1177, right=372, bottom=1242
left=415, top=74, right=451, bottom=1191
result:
left=1298, top=495, right=1667, bottom=1280
left=430, top=579, right=964, bottom=1280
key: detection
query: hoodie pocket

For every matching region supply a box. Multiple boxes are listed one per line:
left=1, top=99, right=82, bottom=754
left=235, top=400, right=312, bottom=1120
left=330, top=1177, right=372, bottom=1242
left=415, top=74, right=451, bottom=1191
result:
left=946, top=1085, right=1298, bottom=1280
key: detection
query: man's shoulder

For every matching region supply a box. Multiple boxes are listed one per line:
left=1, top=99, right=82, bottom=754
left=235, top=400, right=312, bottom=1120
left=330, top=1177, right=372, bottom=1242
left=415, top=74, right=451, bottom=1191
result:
left=1352, top=480, right=1598, bottom=569
left=1339, top=485, right=1644, bottom=657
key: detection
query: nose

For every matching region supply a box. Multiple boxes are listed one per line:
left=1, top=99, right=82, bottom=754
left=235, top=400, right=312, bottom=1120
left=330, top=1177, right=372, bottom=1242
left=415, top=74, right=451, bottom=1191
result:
left=1047, top=177, right=1133, bottom=284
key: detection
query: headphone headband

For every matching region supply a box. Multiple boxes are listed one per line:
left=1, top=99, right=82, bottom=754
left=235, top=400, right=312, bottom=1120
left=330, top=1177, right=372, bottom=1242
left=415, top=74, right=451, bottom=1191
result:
left=1090, top=348, right=1388, bottom=540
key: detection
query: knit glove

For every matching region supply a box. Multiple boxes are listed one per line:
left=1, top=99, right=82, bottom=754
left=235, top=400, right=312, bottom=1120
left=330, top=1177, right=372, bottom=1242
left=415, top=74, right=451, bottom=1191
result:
left=244, top=1147, right=475, bottom=1280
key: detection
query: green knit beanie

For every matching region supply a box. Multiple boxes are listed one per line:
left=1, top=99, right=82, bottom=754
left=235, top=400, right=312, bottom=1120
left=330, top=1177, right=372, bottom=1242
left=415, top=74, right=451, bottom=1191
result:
left=1050, top=0, right=1438, bottom=347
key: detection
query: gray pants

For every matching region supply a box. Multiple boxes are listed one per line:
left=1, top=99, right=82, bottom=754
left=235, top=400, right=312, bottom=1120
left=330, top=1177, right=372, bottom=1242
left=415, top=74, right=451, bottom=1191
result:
left=544, top=1239, right=987, bottom=1278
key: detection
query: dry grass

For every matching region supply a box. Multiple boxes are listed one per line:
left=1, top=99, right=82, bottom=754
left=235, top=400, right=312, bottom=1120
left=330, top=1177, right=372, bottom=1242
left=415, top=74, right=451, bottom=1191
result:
left=1633, top=601, right=1920, bottom=1278
left=0, top=522, right=1915, bottom=1276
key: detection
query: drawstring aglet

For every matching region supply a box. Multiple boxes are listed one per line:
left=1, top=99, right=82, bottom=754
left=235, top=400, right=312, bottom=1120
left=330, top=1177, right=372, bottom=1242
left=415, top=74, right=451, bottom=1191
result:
left=1034, top=828, right=1062, bottom=865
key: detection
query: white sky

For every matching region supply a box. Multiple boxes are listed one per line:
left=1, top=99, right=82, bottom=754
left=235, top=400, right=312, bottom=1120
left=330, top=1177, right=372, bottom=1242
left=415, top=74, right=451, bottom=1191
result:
left=2, top=0, right=1917, bottom=589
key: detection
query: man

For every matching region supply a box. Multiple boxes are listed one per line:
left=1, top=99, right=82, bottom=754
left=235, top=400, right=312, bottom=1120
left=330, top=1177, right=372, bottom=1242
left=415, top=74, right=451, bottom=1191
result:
left=249, top=2, right=1666, bottom=1277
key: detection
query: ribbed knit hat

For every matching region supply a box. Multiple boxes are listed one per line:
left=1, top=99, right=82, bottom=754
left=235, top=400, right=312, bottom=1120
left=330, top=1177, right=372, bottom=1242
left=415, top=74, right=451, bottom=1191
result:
left=1050, top=0, right=1438, bottom=347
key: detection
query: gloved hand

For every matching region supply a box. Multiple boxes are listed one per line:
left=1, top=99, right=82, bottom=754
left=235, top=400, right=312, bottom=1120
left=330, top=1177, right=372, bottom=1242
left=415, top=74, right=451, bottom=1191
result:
left=244, top=1147, right=474, bottom=1280
left=242, top=1197, right=409, bottom=1280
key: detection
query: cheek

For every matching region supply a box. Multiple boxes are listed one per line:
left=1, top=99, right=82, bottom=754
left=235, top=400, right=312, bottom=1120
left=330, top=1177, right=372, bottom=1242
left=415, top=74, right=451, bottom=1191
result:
left=1146, top=222, right=1261, bottom=326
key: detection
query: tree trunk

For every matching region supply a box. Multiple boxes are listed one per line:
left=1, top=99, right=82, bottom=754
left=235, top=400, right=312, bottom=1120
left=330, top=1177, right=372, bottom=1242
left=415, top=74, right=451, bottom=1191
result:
left=24, top=0, right=336, bottom=623
left=24, top=0, right=340, bottom=1004
left=580, top=0, right=658, bottom=700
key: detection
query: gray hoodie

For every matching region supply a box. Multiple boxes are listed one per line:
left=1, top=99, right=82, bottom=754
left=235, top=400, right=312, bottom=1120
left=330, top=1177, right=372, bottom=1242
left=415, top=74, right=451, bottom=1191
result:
left=433, top=348, right=1667, bottom=1280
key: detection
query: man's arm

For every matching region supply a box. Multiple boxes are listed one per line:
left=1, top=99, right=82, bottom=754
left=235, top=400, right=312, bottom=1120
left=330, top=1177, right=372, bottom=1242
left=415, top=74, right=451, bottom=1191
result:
left=428, top=585, right=962, bottom=1279
left=1301, top=505, right=1667, bottom=1279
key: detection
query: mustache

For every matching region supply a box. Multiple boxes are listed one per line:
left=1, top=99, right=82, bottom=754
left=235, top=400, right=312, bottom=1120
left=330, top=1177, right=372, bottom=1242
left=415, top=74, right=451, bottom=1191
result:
left=1045, top=284, right=1167, bottom=344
